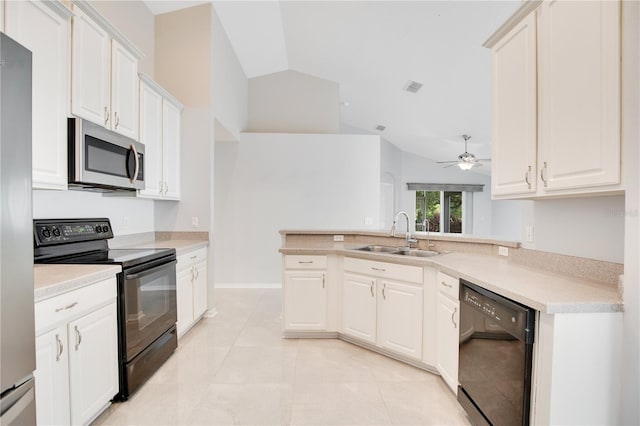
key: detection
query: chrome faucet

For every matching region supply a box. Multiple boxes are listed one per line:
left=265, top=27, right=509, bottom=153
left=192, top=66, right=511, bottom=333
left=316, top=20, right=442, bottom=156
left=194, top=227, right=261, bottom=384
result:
left=423, top=218, right=431, bottom=252
left=391, top=211, right=417, bottom=248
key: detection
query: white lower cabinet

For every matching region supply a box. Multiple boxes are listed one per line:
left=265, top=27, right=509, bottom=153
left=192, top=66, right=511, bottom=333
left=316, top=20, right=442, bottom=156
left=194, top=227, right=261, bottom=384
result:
left=283, top=256, right=328, bottom=332
left=176, top=247, right=208, bottom=337
left=342, top=258, right=423, bottom=360
left=34, top=276, right=118, bottom=425
left=435, top=272, right=460, bottom=394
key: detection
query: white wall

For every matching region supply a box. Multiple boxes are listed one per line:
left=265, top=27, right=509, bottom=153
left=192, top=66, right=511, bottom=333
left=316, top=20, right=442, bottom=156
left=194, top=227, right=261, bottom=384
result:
left=621, top=0, right=640, bottom=422
left=248, top=70, right=340, bottom=134
left=214, top=133, right=381, bottom=286
left=212, top=6, right=248, bottom=142
left=33, top=190, right=154, bottom=236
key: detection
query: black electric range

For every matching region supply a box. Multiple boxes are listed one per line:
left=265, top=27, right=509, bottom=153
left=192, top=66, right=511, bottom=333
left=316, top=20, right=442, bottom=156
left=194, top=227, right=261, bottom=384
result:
left=33, top=218, right=178, bottom=400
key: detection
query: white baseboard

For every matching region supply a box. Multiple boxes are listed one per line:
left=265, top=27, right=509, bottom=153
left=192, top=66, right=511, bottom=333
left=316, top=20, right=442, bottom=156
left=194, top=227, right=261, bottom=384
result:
left=203, top=307, right=218, bottom=318
left=214, top=282, right=282, bottom=289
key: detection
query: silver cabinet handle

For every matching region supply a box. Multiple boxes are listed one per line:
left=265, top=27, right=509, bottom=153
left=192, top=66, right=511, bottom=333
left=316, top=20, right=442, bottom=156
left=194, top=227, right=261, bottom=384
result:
left=129, top=144, right=139, bottom=184
left=190, top=266, right=195, bottom=283
left=540, top=162, right=548, bottom=187
left=159, top=180, right=163, bottom=195
left=370, top=281, right=374, bottom=297
left=298, top=260, right=314, bottom=264
left=451, top=307, right=458, bottom=329
left=382, top=283, right=386, bottom=300
left=525, top=165, right=532, bottom=189
left=195, top=266, right=199, bottom=281
left=441, top=281, right=453, bottom=288
left=371, top=267, right=386, bottom=272
left=164, top=182, right=168, bottom=195
left=74, top=326, right=82, bottom=351
left=322, top=274, right=325, bottom=289
left=190, top=255, right=197, bottom=260
left=114, top=111, right=120, bottom=129
left=55, top=302, right=78, bottom=312
left=104, top=106, right=109, bottom=125
left=55, top=334, right=63, bottom=361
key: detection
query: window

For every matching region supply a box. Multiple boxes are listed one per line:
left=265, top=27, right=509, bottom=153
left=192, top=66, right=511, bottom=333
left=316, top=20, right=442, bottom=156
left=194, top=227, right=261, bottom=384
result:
left=415, top=191, right=462, bottom=233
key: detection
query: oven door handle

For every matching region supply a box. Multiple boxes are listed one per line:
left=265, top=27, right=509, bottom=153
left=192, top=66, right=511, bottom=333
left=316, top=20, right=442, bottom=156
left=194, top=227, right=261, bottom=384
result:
left=126, top=260, right=176, bottom=280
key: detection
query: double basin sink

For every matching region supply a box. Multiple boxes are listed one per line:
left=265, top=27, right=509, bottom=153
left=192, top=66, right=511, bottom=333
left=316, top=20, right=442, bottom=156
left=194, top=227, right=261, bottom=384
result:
left=352, top=245, right=443, bottom=258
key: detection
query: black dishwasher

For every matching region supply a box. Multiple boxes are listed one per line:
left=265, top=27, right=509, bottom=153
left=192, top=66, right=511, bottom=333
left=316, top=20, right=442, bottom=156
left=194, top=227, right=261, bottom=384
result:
left=458, top=280, right=535, bottom=426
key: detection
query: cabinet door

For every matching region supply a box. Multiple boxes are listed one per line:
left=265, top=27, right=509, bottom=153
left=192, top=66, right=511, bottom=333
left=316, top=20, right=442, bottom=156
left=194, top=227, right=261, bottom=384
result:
left=71, top=6, right=110, bottom=127
left=491, top=12, right=538, bottom=197
left=5, top=0, right=70, bottom=190
left=436, top=293, right=459, bottom=394
left=378, top=280, right=423, bottom=359
left=138, top=80, right=163, bottom=198
left=162, top=99, right=181, bottom=199
left=68, top=303, right=118, bottom=425
left=110, top=39, right=138, bottom=140
left=176, top=266, right=194, bottom=336
left=35, top=327, right=70, bottom=426
left=538, top=0, right=620, bottom=191
left=284, top=271, right=327, bottom=331
left=342, top=273, right=377, bottom=344
left=193, top=261, right=208, bottom=318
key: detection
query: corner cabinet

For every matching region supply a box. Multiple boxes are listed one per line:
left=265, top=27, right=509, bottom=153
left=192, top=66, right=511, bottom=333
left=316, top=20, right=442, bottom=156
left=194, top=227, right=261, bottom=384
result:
left=71, top=2, right=142, bottom=140
left=34, top=276, right=119, bottom=425
left=487, top=0, right=621, bottom=199
left=435, top=272, right=459, bottom=394
left=176, top=247, right=208, bottom=337
left=342, top=257, right=423, bottom=360
left=283, top=255, right=328, bottom=331
left=138, top=74, right=183, bottom=200
left=4, top=0, right=72, bottom=190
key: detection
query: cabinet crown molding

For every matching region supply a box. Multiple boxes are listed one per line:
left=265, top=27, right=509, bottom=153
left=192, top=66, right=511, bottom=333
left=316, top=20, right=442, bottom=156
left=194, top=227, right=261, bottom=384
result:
left=483, top=0, right=543, bottom=48
left=72, top=0, right=144, bottom=59
left=42, top=0, right=74, bottom=19
left=139, top=73, right=184, bottom=110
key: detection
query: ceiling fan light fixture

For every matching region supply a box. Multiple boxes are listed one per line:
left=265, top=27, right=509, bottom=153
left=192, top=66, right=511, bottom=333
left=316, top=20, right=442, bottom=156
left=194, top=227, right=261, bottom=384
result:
left=458, top=162, right=474, bottom=171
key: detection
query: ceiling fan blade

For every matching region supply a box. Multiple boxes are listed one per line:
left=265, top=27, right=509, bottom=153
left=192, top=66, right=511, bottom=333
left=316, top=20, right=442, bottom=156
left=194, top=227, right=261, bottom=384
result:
left=436, top=160, right=459, bottom=164
left=442, top=163, right=459, bottom=168
left=476, top=159, right=491, bottom=162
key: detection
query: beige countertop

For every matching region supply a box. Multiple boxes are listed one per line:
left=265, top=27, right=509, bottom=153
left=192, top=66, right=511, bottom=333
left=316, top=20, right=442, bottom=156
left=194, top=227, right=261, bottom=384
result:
left=123, top=238, right=208, bottom=255
left=279, top=245, right=622, bottom=314
left=34, top=264, right=121, bottom=302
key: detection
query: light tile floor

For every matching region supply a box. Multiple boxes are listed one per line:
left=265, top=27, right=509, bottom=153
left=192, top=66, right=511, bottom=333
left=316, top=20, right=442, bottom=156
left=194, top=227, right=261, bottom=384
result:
left=95, top=289, right=470, bottom=425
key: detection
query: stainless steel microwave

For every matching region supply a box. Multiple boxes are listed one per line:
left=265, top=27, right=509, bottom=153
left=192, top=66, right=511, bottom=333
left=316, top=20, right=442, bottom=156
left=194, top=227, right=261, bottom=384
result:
left=68, top=117, right=144, bottom=191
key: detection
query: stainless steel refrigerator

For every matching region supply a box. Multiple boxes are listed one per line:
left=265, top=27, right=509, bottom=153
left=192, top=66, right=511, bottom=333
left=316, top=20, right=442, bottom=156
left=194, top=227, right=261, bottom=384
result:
left=0, top=32, right=37, bottom=425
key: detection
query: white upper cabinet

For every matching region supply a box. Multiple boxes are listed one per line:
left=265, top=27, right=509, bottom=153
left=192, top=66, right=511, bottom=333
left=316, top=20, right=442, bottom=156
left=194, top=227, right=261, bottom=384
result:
left=71, top=6, right=110, bottom=127
left=110, top=39, right=139, bottom=140
left=487, top=0, right=621, bottom=199
left=537, top=0, right=620, bottom=191
left=138, top=75, right=183, bottom=200
left=71, top=2, right=142, bottom=140
left=5, top=0, right=72, bottom=190
left=490, top=12, right=537, bottom=197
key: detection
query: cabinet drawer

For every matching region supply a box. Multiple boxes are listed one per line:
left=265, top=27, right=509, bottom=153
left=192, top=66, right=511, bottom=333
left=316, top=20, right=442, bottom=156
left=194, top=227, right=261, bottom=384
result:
left=35, top=277, right=117, bottom=333
left=437, top=272, right=459, bottom=300
left=177, top=247, right=207, bottom=269
left=284, top=255, right=327, bottom=270
left=344, top=257, right=423, bottom=284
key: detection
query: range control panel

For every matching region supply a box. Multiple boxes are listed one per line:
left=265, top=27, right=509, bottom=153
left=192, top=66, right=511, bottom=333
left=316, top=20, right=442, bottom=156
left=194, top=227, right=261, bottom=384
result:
left=34, top=219, right=113, bottom=247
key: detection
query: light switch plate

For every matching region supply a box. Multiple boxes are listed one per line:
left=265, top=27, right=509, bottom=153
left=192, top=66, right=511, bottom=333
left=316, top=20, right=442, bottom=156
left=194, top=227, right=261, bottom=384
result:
left=191, top=217, right=199, bottom=228
left=333, top=235, right=345, bottom=242
left=364, top=217, right=373, bottom=225
left=525, top=225, right=535, bottom=243
left=498, top=246, right=509, bottom=257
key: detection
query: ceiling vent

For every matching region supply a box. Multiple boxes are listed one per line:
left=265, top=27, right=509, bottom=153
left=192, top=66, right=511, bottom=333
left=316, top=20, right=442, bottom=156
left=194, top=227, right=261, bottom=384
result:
left=403, top=80, right=424, bottom=93
left=375, top=125, right=387, bottom=132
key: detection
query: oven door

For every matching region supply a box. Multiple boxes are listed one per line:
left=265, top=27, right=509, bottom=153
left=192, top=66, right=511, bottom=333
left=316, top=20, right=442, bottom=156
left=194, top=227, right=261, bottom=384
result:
left=121, top=258, right=176, bottom=361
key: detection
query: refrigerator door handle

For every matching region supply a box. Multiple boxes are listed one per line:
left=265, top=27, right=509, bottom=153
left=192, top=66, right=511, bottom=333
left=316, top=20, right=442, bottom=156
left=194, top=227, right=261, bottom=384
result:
left=0, top=379, right=35, bottom=424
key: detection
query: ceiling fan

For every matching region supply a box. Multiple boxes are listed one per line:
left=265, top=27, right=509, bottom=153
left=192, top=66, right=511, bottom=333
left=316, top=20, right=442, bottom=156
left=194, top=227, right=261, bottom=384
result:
left=436, top=135, right=490, bottom=170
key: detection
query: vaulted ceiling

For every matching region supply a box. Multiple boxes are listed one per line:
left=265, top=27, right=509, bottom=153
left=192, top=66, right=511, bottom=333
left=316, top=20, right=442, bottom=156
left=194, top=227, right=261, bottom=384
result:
left=146, top=1, right=520, bottom=174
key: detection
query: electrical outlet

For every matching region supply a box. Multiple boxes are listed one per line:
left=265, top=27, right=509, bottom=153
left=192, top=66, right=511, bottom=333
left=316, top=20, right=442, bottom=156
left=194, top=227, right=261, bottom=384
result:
left=498, top=246, right=509, bottom=257
left=364, top=217, right=373, bottom=225
left=333, top=235, right=345, bottom=242
left=525, top=225, right=535, bottom=243
left=123, top=216, right=129, bottom=229
left=191, top=217, right=199, bottom=228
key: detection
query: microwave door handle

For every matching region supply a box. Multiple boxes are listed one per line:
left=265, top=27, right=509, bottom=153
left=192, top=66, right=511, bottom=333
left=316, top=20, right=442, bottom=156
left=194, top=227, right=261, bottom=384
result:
left=129, top=144, right=139, bottom=184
